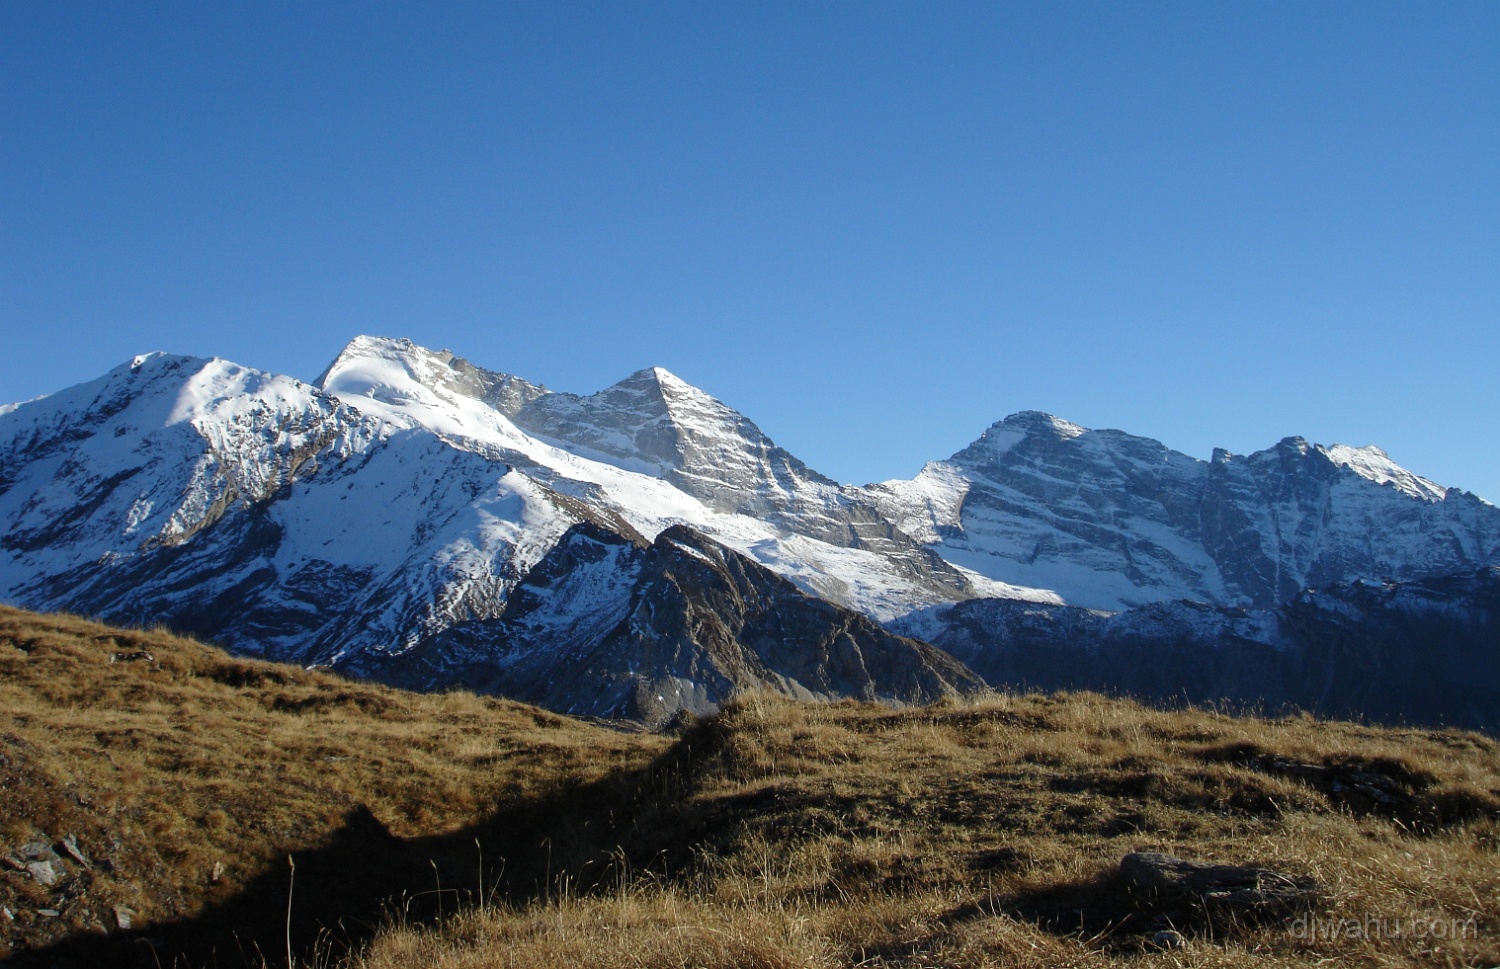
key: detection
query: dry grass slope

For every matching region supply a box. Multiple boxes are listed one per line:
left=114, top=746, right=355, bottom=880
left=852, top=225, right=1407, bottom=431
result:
left=355, top=693, right=1500, bottom=968
left=0, top=606, right=657, bottom=966
left=2, top=605, right=1498, bottom=967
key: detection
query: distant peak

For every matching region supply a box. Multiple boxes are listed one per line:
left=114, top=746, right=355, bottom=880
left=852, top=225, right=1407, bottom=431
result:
left=338, top=334, right=424, bottom=360
left=115, top=350, right=216, bottom=382
left=650, top=365, right=692, bottom=388
left=947, top=411, right=1089, bottom=466
left=1331, top=443, right=1390, bottom=461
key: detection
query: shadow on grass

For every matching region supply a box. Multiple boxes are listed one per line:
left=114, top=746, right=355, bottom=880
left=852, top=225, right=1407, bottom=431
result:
left=9, top=717, right=737, bottom=969
left=991, top=861, right=1317, bottom=955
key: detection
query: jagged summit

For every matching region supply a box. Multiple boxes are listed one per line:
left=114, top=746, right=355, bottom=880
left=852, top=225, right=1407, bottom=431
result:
left=948, top=411, right=1090, bottom=466
left=995, top=410, right=1089, bottom=437
left=316, top=336, right=702, bottom=425
left=863, top=407, right=1499, bottom=611
left=1319, top=442, right=1448, bottom=502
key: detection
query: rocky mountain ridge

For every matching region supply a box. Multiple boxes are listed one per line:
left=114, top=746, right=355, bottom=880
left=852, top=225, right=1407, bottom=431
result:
left=863, top=410, right=1497, bottom=611
left=2, top=335, right=1495, bottom=725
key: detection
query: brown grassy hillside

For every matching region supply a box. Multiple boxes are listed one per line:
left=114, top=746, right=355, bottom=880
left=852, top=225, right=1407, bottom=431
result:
left=2, top=605, right=1499, bottom=968
left=352, top=693, right=1500, bottom=969
left=0, top=606, right=658, bottom=966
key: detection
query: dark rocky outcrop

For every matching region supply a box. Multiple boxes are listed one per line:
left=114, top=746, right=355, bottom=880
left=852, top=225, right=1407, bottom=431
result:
left=377, top=523, right=985, bottom=726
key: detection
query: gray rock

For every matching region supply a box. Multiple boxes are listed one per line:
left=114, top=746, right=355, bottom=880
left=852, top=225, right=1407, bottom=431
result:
left=17, top=841, right=58, bottom=862
left=60, top=834, right=91, bottom=868
left=26, top=859, right=64, bottom=887
left=113, top=904, right=135, bottom=930
left=1151, top=929, right=1186, bottom=949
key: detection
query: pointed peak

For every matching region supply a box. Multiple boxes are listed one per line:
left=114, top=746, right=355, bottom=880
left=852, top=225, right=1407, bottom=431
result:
left=345, top=334, right=413, bottom=353
left=1276, top=435, right=1311, bottom=455
left=595, top=367, right=720, bottom=417
left=613, top=365, right=696, bottom=394
left=649, top=365, right=693, bottom=389
left=337, top=334, right=426, bottom=361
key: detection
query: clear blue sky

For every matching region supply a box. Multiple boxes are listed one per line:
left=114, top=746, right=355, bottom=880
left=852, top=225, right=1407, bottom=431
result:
left=4, top=2, right=1497, bottom=499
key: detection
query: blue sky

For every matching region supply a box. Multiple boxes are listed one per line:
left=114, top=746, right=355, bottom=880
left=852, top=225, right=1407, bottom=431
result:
left=3, top=2, right=1497, bottom=498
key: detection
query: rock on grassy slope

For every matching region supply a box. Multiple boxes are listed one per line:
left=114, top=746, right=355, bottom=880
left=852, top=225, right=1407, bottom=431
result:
left=3, top=606, right=1499, bottom=968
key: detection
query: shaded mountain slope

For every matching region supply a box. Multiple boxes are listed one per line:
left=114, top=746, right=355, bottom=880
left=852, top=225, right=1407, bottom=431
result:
left=379, top=522, right=984, bottom=725
left=921, top=566, right=1500, bottom=733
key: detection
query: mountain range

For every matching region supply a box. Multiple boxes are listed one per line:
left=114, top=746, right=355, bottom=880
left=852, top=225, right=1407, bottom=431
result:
left=2, top=336, right=1496, bottom=727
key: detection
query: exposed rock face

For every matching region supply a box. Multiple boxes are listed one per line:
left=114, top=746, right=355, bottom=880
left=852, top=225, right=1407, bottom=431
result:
left=378, top=523, right=984, bottom=726
left=865, top=412, right=1500, bottom=610
left=919, top=566, right=1500, bottom=733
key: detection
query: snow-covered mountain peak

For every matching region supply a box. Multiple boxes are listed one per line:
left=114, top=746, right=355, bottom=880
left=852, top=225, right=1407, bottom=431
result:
left=5, top=337, right=1499, bottom=727
left=1319, top=443, right=1448, bottom=501
left=612, top=365, right=694, bottom=395
left=949, top=411, right=1090, bottom=469
left=2, top=351, right=227, bottom=438
left=860, top=403, right=1500, bottom=612
left=316, top=335, right=545, bottom=410
left=1275, top=435, right=1312, bottom=456
left=299, top=337, right=982, bottom=617
left=315, top=335, right=412, bottom=387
